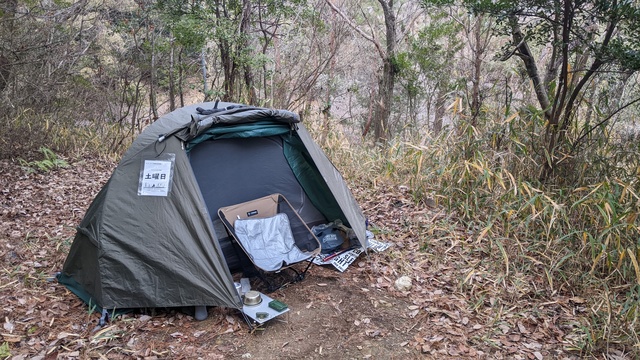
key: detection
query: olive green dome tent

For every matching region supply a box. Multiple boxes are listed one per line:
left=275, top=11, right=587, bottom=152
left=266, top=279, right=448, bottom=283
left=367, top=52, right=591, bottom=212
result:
left=57, top=101, right=367, bottom=315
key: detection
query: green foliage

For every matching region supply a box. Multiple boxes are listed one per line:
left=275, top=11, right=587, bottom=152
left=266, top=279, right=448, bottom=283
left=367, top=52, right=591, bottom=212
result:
left=168, top=15, right=209, bottom=50
left=0, top=342, right=10, bottom=359
left=52, top=0, right=72, bottom=6
left=394, top=8, right=464, bottom=134
left=19, top=147, right=69, bottom=173
left=88, top=300, right=98, bottom=317
left=406, top=11, right=462, bottom=83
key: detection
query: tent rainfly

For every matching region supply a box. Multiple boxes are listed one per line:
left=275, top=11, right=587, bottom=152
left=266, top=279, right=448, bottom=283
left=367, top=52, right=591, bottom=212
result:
left=57, top=102, right=367, bottom=317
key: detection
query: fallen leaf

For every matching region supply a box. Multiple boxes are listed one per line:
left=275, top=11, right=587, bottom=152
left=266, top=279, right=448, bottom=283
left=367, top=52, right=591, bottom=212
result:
left=127, top=337, right=136, bottom=347
left=517, top=321, right=528, bottom=334
left=57, top=332, right=79, bottom=339
left=524, top=342, right=543, bottom=350
left=3, top=320, right=14, bottom=333
left=1, top=334, right=21, bottom=342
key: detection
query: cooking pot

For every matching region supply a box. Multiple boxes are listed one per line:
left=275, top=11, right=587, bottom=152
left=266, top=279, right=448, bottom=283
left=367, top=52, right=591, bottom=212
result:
left=243, top=290, right=263, bottom=306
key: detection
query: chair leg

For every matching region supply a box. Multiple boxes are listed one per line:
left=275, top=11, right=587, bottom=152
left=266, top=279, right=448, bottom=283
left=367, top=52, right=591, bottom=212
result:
left=253, top=261, right=316, bottom=293
left=295, top=258, right=315, bottom=282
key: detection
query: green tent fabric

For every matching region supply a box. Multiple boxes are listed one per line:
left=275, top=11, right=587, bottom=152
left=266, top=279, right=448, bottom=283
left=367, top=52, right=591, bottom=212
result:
left=282, top=134, right=347, bottom=226
left=58, top=102, right=367, bottom=314
left=185, top=121, right=291, bottom=151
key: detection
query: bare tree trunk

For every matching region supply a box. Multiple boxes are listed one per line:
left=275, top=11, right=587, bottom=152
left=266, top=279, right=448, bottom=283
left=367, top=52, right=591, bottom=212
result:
left=240, top=0, right=257, bottom=105
left=178, top=48, right=185, bottom=107
left=372, top=0, right=396, bottom=143
left=0, top=0, right=17, bottom=94
left=168, top=37, right=176, bottom=111
left=220, top=43, right=237, bottom=101
left=0, top=55, right=9, bottom=93
left=215, top=2, right=236, bottom=101
left=508, top=16, right=552, bottom=121
left=244, top=65, right=257, bottom=104
left=374, top=57, right=394, bottom=141
left=321, top=8, right=337, bottom=145
left=469, top=14, right=488, bottom=124
left=362, top=88, right=375, bottom=138
left=201, top=48, right=210, bottom=101
left=433, top=86, right=447, bottom=134
left=273, top=36, right=284, bottom=107
left=149, top=29, right=158, bottom=120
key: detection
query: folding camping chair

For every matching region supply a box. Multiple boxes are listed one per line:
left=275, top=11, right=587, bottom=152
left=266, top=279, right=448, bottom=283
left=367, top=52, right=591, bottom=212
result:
left=218, top=194, right=321, bottom=292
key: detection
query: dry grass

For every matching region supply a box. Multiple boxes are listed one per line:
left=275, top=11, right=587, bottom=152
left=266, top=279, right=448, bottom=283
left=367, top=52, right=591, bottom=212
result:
left=0, top=107, right=136, bottom=161
left=308, top=112, right=640, bottom=355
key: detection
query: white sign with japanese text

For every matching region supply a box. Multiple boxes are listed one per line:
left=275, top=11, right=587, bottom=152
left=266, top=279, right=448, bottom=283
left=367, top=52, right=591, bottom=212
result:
left=138, top=154, right=175, bottom=196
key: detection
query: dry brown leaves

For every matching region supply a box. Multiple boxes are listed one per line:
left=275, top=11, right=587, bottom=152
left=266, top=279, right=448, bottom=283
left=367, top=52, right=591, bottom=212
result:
left=352, top=179, right=588, bottom=359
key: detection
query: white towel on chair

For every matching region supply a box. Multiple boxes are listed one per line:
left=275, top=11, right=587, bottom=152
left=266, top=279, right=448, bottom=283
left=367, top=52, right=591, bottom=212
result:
left=234, top=213, right=312, bottom=271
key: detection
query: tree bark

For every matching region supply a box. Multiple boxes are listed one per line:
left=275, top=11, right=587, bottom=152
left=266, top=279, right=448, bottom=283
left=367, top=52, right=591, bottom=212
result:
left=201, top=48, right=210, bottom=101
left=215, top=2, right=236, bottom=101
left=149, top=28, right=158, bottom=120
left=178, top=48, right=185, bottom=107
left=374, top=57, right=394, bottom=141
left=0, top=54, right=9, bottom=93
left=240, top=0, right=257, bottom=105
left=508, top=16, right=552, bottom=121
left=373, top=0, right=396, bottom=143
left=470, top=14, right=488, bottom=124
left=433, top=86, right=446, bottom=134
left=321, top=7, right=337, bottom=145
left=0, top=0, right=18, bottom=93
left=168, top=37, right=176, bottom=111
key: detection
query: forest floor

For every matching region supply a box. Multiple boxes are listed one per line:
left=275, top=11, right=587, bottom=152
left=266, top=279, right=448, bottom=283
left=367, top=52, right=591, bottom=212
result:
left=0, top=156, right=622, bottom=359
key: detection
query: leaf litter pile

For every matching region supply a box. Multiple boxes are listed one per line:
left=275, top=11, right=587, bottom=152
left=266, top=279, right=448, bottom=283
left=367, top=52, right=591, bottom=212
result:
left=0, top=157, right=608, bottom=359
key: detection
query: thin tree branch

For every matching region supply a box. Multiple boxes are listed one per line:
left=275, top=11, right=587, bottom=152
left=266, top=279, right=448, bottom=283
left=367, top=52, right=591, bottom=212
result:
left=559, top=0, right=618, bottom=133
left=570, top=96, right=640, bottom=154
left=549, top=0, right=573, bottom=129
left=325, top=0, right=385, bottom=59
left=508, top=15, right=552, bottom=120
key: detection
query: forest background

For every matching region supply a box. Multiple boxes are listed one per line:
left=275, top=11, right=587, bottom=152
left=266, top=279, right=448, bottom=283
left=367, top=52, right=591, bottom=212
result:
left=1, top=0, right=640, bottom=357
